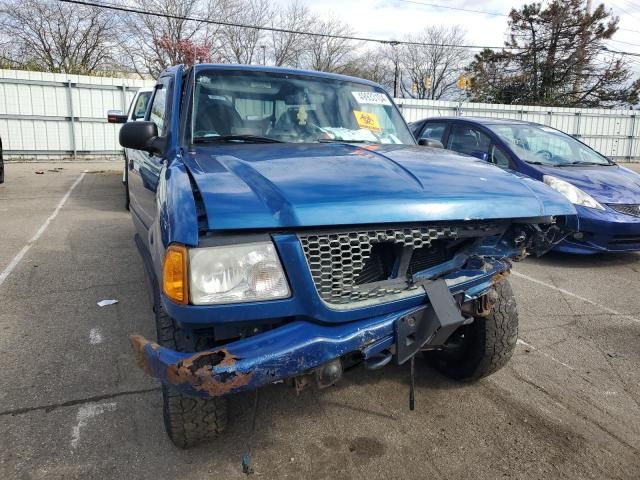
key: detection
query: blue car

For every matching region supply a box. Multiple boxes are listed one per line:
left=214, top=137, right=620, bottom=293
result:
left=409, top=117, right=640, bottom=254
left=119, top=64, right=576, bottom=448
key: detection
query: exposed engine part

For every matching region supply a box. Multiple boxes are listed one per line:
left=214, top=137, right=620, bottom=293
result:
left=508, top=220, right=572, bottom=260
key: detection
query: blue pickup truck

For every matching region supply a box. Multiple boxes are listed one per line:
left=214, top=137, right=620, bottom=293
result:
left=120, top=64, right=577, bottom=448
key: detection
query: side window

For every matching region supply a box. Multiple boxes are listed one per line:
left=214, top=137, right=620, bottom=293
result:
left=490, top=145, right=513, bottom=169
left=420, top=122, right=447, bottom=142
left=149, top=80, right=171, bottom=136
left=447, top=125, right=491, bottom=158
left=131, top=92, right=151, bottom=121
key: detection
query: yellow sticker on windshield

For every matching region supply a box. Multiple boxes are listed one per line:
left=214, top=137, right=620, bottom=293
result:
left=353, top=110, right=381, bottom=132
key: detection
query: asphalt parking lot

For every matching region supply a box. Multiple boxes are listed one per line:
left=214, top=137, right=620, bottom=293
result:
left=1, top=161, right=640, bottom=480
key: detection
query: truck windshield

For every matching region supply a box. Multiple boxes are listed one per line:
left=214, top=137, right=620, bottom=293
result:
left=488, top=123, right=613, bottom=166
left=190, top=69, right=415, bottom=145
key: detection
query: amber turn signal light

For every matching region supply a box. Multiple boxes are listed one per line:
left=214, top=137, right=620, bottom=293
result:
left=163, top=244, right=188, bottom=304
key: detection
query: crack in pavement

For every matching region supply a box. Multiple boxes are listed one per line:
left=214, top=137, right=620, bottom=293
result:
left=0, top=387, right=160, bottom=417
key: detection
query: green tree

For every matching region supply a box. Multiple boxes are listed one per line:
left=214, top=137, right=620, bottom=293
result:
left=468, top=1, right=639, bottom=107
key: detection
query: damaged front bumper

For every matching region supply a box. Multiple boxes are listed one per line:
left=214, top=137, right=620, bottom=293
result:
left=130, top=260, right=512, bottom=398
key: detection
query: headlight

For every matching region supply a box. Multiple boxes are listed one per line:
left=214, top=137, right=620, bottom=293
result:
left=189, top=242, right=290, bottom=305
left=543, top=175, right=604, bottom=210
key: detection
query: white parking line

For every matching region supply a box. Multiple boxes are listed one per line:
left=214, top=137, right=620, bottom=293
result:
left=0, top=172, right=86, bottom=287
left=512, top=271, right=640, bottom=324
left=516, top=339, right=576, bottom=371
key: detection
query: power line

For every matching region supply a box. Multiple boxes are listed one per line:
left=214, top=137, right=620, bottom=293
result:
left=602, top=46, right=640, bottom=57
left=56, top=0, right=511, bottom=50
left=394, top=0, right=505, bottom=17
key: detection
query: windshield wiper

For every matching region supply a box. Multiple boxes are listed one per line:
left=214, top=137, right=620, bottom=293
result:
left=557, top=161, right=613, bottom=167
left=193, top=135, right=283, bottom=144
left=524, top=160, right=552, bottom=166
left=317, top=139, right=374, bottom=144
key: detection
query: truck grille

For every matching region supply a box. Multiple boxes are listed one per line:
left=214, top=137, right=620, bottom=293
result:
left=299, top=226, right=459, bottom=306
left=608, top=204, right=640, bottom=218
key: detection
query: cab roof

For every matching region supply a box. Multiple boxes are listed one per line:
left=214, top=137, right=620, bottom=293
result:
left=188, top=63, right=383, bottom=89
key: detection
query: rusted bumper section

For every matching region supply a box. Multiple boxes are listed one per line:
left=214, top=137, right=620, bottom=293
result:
left=129, top=310, right=406, bottom=398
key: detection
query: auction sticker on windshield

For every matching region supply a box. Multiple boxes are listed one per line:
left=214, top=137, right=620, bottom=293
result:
left=354, top=110, right=382, bottom=132
left=351, top=91, right=392, bottom=106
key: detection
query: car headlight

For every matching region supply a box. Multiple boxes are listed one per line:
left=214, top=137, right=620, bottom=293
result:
left=543, top=175, right=604, bottom=210
left=189, top=242, right=290, bottom=305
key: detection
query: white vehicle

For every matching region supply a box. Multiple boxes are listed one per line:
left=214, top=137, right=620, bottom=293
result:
left=107, top=87, right=154, bottom=209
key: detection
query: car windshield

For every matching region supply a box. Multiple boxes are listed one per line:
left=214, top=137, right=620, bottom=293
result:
left=487, top=123, right=613, bottom=166
left=189, top=69, right=415, bottom=145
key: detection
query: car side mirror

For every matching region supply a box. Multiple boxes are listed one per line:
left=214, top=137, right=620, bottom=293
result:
left=119, top=121, right=165, bottom=155
left=418, top=138, right=444, bottom=148
left=107, top=110, right=128, bottom=124
left=470, top=150, right=489, bottom=161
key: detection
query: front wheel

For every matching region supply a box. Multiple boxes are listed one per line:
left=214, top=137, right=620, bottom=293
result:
left=425, top=279, right=518, bottom=382
left=154, top=293, right=228, bottom=448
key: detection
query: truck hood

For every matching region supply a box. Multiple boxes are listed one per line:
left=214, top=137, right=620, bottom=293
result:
left=535, top=164, right=640, bottom=204
left=182, top=143, right=576, bottom=230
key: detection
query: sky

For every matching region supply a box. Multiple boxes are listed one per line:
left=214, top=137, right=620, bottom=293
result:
left=270, top=0, right=640, bottom=73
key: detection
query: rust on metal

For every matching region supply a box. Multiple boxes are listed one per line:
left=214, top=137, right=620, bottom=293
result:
left=492, top=269, right=511, bottom=284
left=129, top=335, right=252, bottom=397
left=129, top=335, right=159, bottom=377
left=166, top=348, right=253, bottom=397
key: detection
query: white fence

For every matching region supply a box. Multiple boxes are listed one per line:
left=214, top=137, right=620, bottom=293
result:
left=0, top=69, right=153, bottom=160
left=0, top=69, right=638, bottom=161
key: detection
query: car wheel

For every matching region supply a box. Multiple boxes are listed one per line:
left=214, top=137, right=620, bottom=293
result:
left=425, top=279, right=518, bottom=381
left=124, top=158, right=130, bottom=210
left=154, top=292, right=228, bottom=448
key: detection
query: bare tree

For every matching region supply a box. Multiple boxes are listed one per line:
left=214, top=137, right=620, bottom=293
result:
left=118, top=0, right=220, bottom=77
left=218, top=0, right=273, bottom=64
left=0, top=0, right=117, bottom=74
left=269, top=0, right=316, bottom=67
left=301, top=17, right=356, bottom=73
left=340, top=48, right=396, bottom=92
left=398, top=26, right=469, bottom=100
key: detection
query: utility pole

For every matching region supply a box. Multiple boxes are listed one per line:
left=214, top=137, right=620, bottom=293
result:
left=260, top=45, right=266, bottom=65
left=393, top=59, right=399, bottom=98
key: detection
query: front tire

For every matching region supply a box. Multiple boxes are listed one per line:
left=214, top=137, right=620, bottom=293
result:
left=155, top=294, right=228, bottom=448
left=426, top=279, right=518, bottom=382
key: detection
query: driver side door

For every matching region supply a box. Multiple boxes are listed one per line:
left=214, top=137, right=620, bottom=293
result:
left=128, top=77, right=172, bottom=235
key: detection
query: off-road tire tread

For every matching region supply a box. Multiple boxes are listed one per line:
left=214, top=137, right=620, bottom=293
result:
left=155, top=297, right=228, bottom=449
left=429, top=279, right=518, bottom=382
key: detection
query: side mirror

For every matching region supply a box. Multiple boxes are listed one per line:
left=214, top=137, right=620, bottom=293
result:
left=470, top=150, right=489, bottom=161
left=119, top=121, right=165, bottom=155
left=107, top=110, right=128, bottom=124
left=418, top=138, right=444, bottom=148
